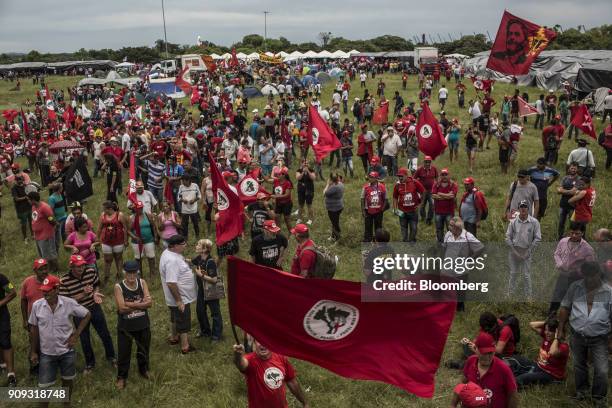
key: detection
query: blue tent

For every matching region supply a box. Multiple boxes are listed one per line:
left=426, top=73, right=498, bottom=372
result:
left=242, top=86, right=264, bottom=98
left=305, top=64, right=319, bottom=74
left=301, top=75, right=319, bottom=87
left=329, top=68, right=345, bottom=78
left=315, top=72, right=332, bottom=83
left=286, top=76, right=303, bottom=89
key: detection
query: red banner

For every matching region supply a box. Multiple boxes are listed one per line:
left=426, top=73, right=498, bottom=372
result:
left=229, top=48, right=239, bottom=68
left=20, top=108, right=29, bottom=136
left=307, top=105, right=341, bottom=162
left=227, top=257, right=455, bottom=398
left=372, top=102, right=389, bottom=125
left=517, top=96, right=538, bottom=117
left=487, top=10, right=557, bottom=75
left=469, top=76, right=494, bottom=92
left=416, top=103, right=447, bottom=159
left=209, top=153, right=244, bottom=246
left=570, top=104, right=596, bottom=139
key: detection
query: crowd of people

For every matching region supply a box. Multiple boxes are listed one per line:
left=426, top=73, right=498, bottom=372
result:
left=0, top=54, right=610, bottom=408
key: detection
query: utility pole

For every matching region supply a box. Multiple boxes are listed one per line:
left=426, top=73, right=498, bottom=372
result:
left=263, top=11, right=270, bottom=51
left=161, top=0, right=169, bottom=58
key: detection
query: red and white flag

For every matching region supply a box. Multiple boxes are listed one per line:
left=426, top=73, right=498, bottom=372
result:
left=570, top=104, right=596, bottom=139
left=20, top=108, right=29, bottom=135
left=416, top=103, right=447, bottom=159
left=227, top=257, right=456, bottom=398
left=175, top=66, right=192, bottom=95
left=372, top=101, right=389, bottom=125
left=517, top=96, right=538, bottom=117
left=237, top=174, right=270, bottom=204
left=229, top=48, right=239, bottom=68
left=209, top=152, right=244, bottom=246
left=45, top=86, right=57, bottom=121
left=469, top=76, right=494, bottom=92
left=307, top=105, right=341, bottom=161
left=127, top=152, right=142, bottom=254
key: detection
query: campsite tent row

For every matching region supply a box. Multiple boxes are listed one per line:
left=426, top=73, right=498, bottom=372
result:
left=210, top=50, right=361, bottom=61
left=0, top=60, right=117, bottom=73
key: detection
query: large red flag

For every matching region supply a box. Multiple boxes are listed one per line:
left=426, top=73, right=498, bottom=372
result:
left=175, top=66, right=192, bottom=95
left=487, top=10, right=557, bottom=75
left=227, top=257, right=456, bottom=398
left=209, top=153, right=244, bottom=246
left=229, top=48, right=239, bottom=68
left=372, top=102, right=389, bottom=125
left=237, top=174, right=270, bottom=204
left=517, top=96, right=538, bottom=117
left=416, top=103, right=447, bottom=159
left=190, top=85, right=200, bottom=105
left=469, top=76, right=494, bottom=93
left=570, top=104, right=596, bottom=139
left=127, top=152, right=142, bottom=254
left=2, top=109, right=18, bottom=122
left=45, top=86, right=57, bottom=121
left=202, top=55, right=217, bottom=72
left=307, top=105, right=341, bottom=161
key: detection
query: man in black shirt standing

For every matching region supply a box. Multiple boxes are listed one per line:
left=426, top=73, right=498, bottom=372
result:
left=246, top=192, right=274, bottom=239
left=11, top=175, right=32, bottom=241
left=249, top=220, right=288, bottom=270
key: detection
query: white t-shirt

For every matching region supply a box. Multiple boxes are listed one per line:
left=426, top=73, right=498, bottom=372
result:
left=438, top=87, right=448, bottom=99
left=121, top=133, right=131, bottom=151
left=535, top=99, right=545, bottom=114
left=469, top=102, right=482, bottom=119
left=332, top=93, right=341, bottom=105
left=285, top=84, right=292, bottom=95
left=318, top=109, right=330, bottom=122
left=127, top=190, right=158, bottom=214
left=382, top=132, right=403, bottom=156
left=360, top=73, right=367, bottom=82
left=342, top=90, right=349, bottom=101
left=159, top=249, right=197, bottom=306
left=178, top=183, right=201, bottom=214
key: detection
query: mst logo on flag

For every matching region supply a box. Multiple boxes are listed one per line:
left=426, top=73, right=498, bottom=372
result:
left=419, top=124, right=433, bottom=139
left=239, top=177, right=259, bottom=197
left=303, top=300, right=359, bottom=341
left=217, top=189, right=229, bottom=210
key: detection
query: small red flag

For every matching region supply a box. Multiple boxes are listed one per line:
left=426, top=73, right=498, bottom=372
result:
left=469, top=76, right=494, bottom=92
left=517, top=96, right=538, bottom=117
left=487, top=10, right=557, bottom=75
left=416, top=103, right=447, bottom=159
left=209, top=152, right=244, bottom=246
left=175, top=66, right=192, bottom=95
left=202, top=55, right=217, bottom=72
left=45, top=86, right=57, bottom=121
left=127, top=152, right=143, bottom=254
left=2, top=109, right=18, bottom=122
left=229, top=48, right=239, bottom=68
left=307, top=105, right=341, bottom=162
left=280, top=120, right=292, bottom=148
left=570, top=104, right=597, bottom=139
left=227, top=257, right=456, bottom=398
left=372, top=101, right=389, bottom=125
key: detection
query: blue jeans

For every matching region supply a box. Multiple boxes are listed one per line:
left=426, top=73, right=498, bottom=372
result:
left=261, top=164, right=272, bottom=176
left=149, top=186, right=163, bottom=203
left=196, top=281, right=223, bottom=340
left=435, top=214, right=452, bottom=242
left=74, top=303, right=116, bottom=368
left=570, top=332, right=608, bottom=402
left=399, top=211, right=418, bottom=242
left=558, top=207, right=573, bottom=240
left=516, top=364, right=556, bottom=387
left=419, top=191, right=434, bottom=222
left=38, top=350, right=76, bottom=387
left=382, top=155, right=397, bottom=176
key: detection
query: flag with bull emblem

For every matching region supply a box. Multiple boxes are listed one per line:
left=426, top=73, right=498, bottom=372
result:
left=307, top=105, right=341, bottom=162
left=237, top=174, right=270, bottom=204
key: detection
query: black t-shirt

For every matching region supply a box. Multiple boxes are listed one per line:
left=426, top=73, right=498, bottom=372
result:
left=247, top=202, right=272, bottom=235
left=249, top=234, right=288, bottom=269
left=296, top=168, right=315, bottom=194
left=192, top=255, right=218, bottom=278
left=11, top=184, right=30, bottom=213
left=0, top=273, right=13, bottom=318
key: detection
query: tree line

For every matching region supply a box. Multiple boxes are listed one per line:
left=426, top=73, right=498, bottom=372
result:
left=1, top=25, right=610, bottom=65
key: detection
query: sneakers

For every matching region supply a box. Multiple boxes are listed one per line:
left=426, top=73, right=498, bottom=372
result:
left=306, top=219, right=312, bottom=225
left=7, top=374, right=17, bottom=387
left=292, top=210, right=299, bottom=216
left=296, top=218, right=302, bottom=224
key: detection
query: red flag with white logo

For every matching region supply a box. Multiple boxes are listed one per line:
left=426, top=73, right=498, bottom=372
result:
left=416, top=103, right=447, bottom=159
left=486, top=10, right=557, bottom=75
left=227, top=257, right=456, bottom=398
left=307, top=105, right=341, bottom=162
left=209, top=152, right=244, bottom=245
left=570, top=104, right=596, bottom=139
left=517, top=96, right=538, bottom=117
left=372, top=101, right=389, bottom=125
left=469, top=76, right=494, bottom=92
left=45, top=86, right=57, bottom=121
left=237, top=175, right=270, bottom=204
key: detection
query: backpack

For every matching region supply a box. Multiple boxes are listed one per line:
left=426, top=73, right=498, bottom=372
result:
left=303, top=245, right=338, bottom=279
left=499, top=314, right=521, bottom=344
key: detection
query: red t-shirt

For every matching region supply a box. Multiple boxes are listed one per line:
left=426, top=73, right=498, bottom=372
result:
left=244, top=352, right=295, bottom=408
left=31, top=202, right=55, bottom=241
left=273, top=179, right=292, bottom=204
left=393, top=179, right=424, bottom=213
left=573, top=187, right=595, bottom=223
left=150, top=140, right=167, bottom=157
left=102, top=146, right=124, bottom=160
left=432, top=181, right=458, bottom=215
left=463, top=355, right=517, bottom=408
left=20, top=275, right=45, bottom=316
left=290, top=239, right=317, bottom=276
left=357, top=133, right=373, bottom=157
left=536, top=330, right=569, bottom=379
left=413, top=165, right=438, bottom=191
left=363, top=183, right=386, bottom=214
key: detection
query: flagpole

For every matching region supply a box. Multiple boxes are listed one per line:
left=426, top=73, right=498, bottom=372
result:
left=161, top=0, right=169, bottom=58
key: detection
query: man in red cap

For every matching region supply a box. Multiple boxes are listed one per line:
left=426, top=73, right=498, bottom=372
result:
left=393, top=167, right=424, bottom=242
left=361, top=171, right=387, bottom=242
left=432, top=168, right=458, bottom=242
left=29, top=274, right=91, bottom=403
left=367, top=156, right=387, bottom=179
left=462, top=332, right=518, bottom=408
left=459, top=177, right=487, bottom=237
left=414, top=156, right=439, bottom=225
left=60, top=255, right=116, bottom=374
left=249, top=220, right=288, bottom=271
left=290, top=224, right=316, bottom=277
left=451, top=381, right=489, bottom=407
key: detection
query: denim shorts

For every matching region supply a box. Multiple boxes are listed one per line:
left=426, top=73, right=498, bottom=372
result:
left=39, top=350, right=76, bottom=387
left=36, top=238, right=58, bottom=260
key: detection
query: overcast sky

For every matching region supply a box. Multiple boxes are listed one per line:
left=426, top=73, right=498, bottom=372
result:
left=0, top=0, right=608, bottom=53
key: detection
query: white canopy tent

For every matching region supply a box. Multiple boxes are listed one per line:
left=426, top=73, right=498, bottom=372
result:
left=331, top=50, right=349, bottom=59
left=276, top=51, right=289, bottom=58
left=317, top=50, right=334, bottom=59
left=303, top=50, right=318, bottom=58
left=247, top=52, right=260, bottom=60
left=210, top=53, right=222, bottom=60
left=348, top=50, right=361, bottom=55
left=264, top=51, right=275, bottom=57
left=116, top=62, right=135, bottom=68
left=236, top=52, right=248, bottom=60
left=221, top=53, right=231, bottom=59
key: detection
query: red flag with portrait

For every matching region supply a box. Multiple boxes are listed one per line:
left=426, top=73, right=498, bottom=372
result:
left=570, top=104, right=596, bottom=139
left=416, top=103, right=447, bottom=159
left=175, top=66, right=192, bottom=95
left=487, top=10, right=557, bottom=75
left=209, top=152, right=244, bottom=246
left=307, top=105, right=341, bottom=161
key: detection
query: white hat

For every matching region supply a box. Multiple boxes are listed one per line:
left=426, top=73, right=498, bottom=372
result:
left=252, top=109, right=259, bottom=114
left=264, top=105, right=271, bottom=110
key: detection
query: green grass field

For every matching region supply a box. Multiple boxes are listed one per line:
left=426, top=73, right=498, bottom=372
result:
left=0, top=71, right=609, bottom=407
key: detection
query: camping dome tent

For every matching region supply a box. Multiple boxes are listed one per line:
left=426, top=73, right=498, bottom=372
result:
left=261, top=84, right=279, bottom=96
left=286, top=76, right=303, bottom=89
left=301, top=75, right=319, bottom=87
left=329, top=68, right=345, bottom=78
left=315, top=72, right=332, bottom=83
left=242, top=86, right=264, bottom=98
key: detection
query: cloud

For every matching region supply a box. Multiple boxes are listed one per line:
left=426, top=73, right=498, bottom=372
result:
left=0, top=0, right=608, bottom=53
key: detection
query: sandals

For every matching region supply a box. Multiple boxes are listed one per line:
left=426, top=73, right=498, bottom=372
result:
left=181, top=345, right=197, bottom=354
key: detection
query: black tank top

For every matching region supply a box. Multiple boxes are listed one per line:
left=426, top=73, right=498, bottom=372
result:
left=117, top=279, right=150, bottom=331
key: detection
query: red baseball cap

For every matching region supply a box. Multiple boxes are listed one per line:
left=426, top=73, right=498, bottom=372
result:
left=69, top=254, right=87, bottom=266
left=424, top=155, right=432, bottom=161
left=475, top=332, right=496, bottom=354
left=397, top=167, right=409, bottom=176
left=453, top=382, right=488, bottom=407
left=290, top=223, right=309, bottom=235
left=39, top=275, right=61, bottom=292
left=368, top=171, right=379, bottom=179
left=370, top=156, right=380, bottom=164
left=263, top=220, right=281, bottom=233
left=33, top=258, right=48, bottom=270
left=463, top=177, right=474, bottom=184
